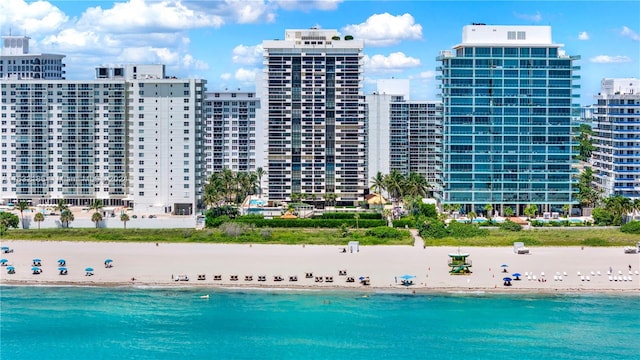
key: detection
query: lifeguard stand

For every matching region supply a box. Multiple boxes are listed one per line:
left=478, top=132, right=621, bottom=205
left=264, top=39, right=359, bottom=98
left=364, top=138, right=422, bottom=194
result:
left=448, top=253, right=472, bottom=275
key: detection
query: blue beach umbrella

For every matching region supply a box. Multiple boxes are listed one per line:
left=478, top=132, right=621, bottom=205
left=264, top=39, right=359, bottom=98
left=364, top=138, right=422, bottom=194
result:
left=85, top=267, right=94, bottom=272
left=104, top=259, right=113, bottom=263
left=1, top=246, right=9, bottom=251
left=58, top=259, right=66, bottom=264
left=500, top=264, right=508, bottom=268
left=0, top=259, right=7, bottom=264
left=33, top=258, right=42, bottom=262
left=503, top=277, right=512, bottom=282
left=400, top=274, right=416, bottom=280
left=32, top=266, right=41, bottom=272
left=359, top=276, right=365, bottom=281
left=58, top=267, right=67, bottom=271
left=7, top=266, right=15, bottom=271
left=512, top=272, right=522, bottom=280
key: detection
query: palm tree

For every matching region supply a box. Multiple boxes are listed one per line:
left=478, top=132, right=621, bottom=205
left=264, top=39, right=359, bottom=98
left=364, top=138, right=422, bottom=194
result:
left=323, top=193, right=337, bottom=207
left=483, top=204, right=493, bottom=221
left=33, top=212, right=44, bottom=230
left=603, top=195, right=632, bottom=225
left=91, top=212, right=103, bottom=228
left=88, top=199, right=103, bottom=213
left=370, top=172, right=386, bottom=198
left=55, top=199, right=68, bottom=226
left=60, top=209, right=74, bottom=228
left=468, top=211, right=477, bottom=223
left=290, top=192, right=302, bottom=203
left=524, top=204, right=538, bottom=220
left=384, top=170, right=405, bottom=204
left=16, top=200, right=29, bottom=229
left=255, top=167, right=266, bottom=198
left=404, top=172, right=431, bottom=198
left=120, top=213, right=130, bottom=229
left=354, top=213, right=360, bottom=230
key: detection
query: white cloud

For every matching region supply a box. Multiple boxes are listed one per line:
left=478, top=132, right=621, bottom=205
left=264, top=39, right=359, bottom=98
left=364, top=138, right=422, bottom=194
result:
left=274, top=0, right=343, bottom=11
left=416, top=70, right=436, bottom=80
left=589, top=55, right=632, bottom=63
left=77, top=0, right=224, bottom=33
left=620, top=26, right=640, bottom=41
left=235, top=68, right=258, bottom=82
left=182, top=54, right=209, bottom=70
left=232, top=44, right=263, bottom=65
left=343, top=13, right=422, bottom=47
left=578, top=31, right=589, bottom=40
left=514, top=11, right=542, bottom=22
left=364, top=52, right=421, bottom=73
left=118, top=46, right=181, bottom=65
left=0, top=0, right=69, bottom=35
left=220, top=73, right=232, bottom=81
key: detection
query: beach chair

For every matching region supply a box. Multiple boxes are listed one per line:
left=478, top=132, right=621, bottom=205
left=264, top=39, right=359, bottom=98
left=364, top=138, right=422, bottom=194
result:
left=580, top=276, right=585, bottom=281
left=532, top=275, right=537, bottom=281
left=590, top=271, right=595, bottom=276
left=553, top=275, right=558, bottom=281
left=609, top=276, right=613, bottom=281
left=288, top=275, right=298, bottom=282
left=597, top=271, right=601, bottom=276
left=558, top=276, right=563, bottom=281
left=635, top=270, right=639, bottom=275
left=213, top=274, right=222, bottom=281
left=244, top=275, right=253, bottom=281
left=577, top=271, right=581, bottom=276
left=563, top=271, right=568, bottom=277
left=586, top=276, right=590, bottom=281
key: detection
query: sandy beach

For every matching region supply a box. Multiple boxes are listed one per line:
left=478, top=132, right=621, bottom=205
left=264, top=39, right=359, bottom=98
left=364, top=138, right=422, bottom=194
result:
left=1, top=239, right=639, bottom=294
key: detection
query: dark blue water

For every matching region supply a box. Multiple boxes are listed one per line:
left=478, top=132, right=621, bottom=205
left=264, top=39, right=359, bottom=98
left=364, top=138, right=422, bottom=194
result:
left=1, top=286, right=638, bottom=359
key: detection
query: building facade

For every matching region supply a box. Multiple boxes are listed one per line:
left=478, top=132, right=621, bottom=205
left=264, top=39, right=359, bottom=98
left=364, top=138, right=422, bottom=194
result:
left=203, top=91, right=259, bottom=175
left=262, top=29, right=367, bottom=205
left=0, top=64, right=206, bottom=215
left=1, top=35, right=65, bottom=80
left=437, top=24, right=580, bottom=215
left=591, top=78, right=640, bottom=198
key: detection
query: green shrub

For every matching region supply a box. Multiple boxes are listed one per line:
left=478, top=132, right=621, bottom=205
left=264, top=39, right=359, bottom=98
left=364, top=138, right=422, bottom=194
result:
left=392, top=218, right=414, bottom=228
left=447, top=221, right=489, bottom=238
left=233, top=217, right=385, bottom=228
left=320, top=212, right=381, bottom=220
left=418, top=219, right=448, bottom=239
left=365, top=226, right=405, bottom=239
left=621, top=221, right=640, bottom=234
left=499, top=219, right=522, bottom=232
left=206, top=215, right=230, bottom=228
left=581, top=237, right=608, bottom=246
left=591, top=208, right=614, bottom=226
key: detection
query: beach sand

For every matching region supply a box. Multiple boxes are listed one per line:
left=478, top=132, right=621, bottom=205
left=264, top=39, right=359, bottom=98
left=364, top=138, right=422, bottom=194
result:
left=1, top=239, right=639, bottom=293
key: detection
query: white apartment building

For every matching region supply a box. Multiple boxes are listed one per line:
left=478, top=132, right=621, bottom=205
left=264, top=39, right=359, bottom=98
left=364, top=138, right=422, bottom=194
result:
left=1, top=35, right=65, bottom=80
left=262, top=29, right=367, bottom=205
left=591, top=78, right=640, bottom=198
left=0, top=64, right=206, bottom=215
left=366, top=79, right=442, bottom=195
left=203, top=91, right=259, bottom=175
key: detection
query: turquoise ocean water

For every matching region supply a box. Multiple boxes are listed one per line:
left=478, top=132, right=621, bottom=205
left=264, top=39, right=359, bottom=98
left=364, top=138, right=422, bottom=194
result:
left=1, top=286, right=639, bottom=359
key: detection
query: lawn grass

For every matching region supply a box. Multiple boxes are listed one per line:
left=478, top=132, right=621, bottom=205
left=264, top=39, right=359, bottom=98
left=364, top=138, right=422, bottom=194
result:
left=1, top=227, right=414, bottom=246
left=2, top=227, right=638, bottom=247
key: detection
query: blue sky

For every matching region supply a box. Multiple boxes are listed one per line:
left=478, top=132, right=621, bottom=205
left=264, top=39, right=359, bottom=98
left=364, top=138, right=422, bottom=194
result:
left=2, top=0, right=639, bottom=105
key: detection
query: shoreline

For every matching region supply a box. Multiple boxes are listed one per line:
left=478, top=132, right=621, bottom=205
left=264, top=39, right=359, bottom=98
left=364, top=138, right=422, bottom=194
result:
left=2, top=280, right=639, bottom=297
left=1, top=240, right=638, bottom=295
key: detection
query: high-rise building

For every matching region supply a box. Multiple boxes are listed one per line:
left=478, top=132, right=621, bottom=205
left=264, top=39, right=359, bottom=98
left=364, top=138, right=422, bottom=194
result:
left=203, top=91, right=259, bottom=175
left=591, top=78, right=640, bottom=198
left=0, top=64, right=206, bottom=215
left=437, top=24, right=580, bottom=215
left=1, top=35, right=65, bottom=80
left=262, top=29, right=367, bottom=205
left=366, top=80, right=442, bottom=195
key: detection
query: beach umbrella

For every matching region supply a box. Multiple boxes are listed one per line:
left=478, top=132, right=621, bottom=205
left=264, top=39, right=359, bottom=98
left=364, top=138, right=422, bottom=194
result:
left=58, top=267, right=67, bottom=271
left=7, top=266, right=15, bottom=271
left=32, top=267, right=41, bottom=273
left=512, top=273, right=522, bottom=280
left=1, top=246, right=9, bottom=251
left=359, top=276, right=365, bottom=281
left=503, top=277, right=512, bottom=282
left=85, top=267, right=94, bottom=272
left=500, top=264, right=508, bottom=268
left=0, top=259, right=7, bottom=264
left=400, top=274, right=416, bottom=280
left=33, top=258, right=42, bottom=262
left=104, top=259, right=113, bottom=263
left=58, top=259, right=66, bottom=264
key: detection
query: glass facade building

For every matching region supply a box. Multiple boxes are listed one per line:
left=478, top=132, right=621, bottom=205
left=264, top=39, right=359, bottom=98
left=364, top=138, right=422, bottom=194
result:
left=437, top=25, right=580, bottom=215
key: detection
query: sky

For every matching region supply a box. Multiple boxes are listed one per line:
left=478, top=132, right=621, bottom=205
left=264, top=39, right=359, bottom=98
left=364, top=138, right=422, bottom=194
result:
left=1, top=0, right=639, bottom=105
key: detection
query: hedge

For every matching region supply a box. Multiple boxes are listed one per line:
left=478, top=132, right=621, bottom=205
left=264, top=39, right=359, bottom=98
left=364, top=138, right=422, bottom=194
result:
left=317, top=212, right=382, bottom=220
left=232, top=217, right=385, bottom=228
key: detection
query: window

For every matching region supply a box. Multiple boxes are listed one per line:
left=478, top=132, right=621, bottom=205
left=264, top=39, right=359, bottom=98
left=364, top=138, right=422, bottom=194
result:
left=507, top=31, right=516, bottom=40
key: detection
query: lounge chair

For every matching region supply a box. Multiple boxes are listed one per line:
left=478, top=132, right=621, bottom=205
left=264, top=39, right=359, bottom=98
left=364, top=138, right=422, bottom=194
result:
left=258, top=275, right=266, bottom=282
left=325, top=276, right=333, bottom=282
left=197, top=274, right=206, bottom=281
left=558, top=276, right=563, bottom=281
left=230, top=275, right=238, bottom=281
left=346, top=277, right=355, bottom=283
left=244, top=275, right=253, bottom=281
left=609, top=276, right=613, bottom=281
left=580, top=275, right=585, bottom=281
left=315, top=276, right=323, bottom=283
left=586, top=276, right=590, bottom=281
left=288, top=275, right=298, bottom=282
left=563, top=272, right=568, bottom=277
left=305, top=272, right=313, bottom=278
left=213, top=274, right=222, bottom=281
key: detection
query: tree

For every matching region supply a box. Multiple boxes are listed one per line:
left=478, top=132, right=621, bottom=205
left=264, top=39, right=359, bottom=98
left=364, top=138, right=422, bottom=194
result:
left=384, top=170, right=405, bottom=204
left=404, top=172, right=431, bottom=198
left=562, top=204, right=570, bottom=218
left=483, top=204, right=493, bottom=221
left=524, top=204, right=538, bottom=220
left=255, top=167, right=266, bottom=198
left=370, top=171, right=386, bottom=198
left=354, top=213, right=360, bottom=230
left=91, top=212, right=103, bottom=228
left=576, top=124, right=595, bottom=162
left=16, top=200, right=29, bottom=229
left=60, top=209, right=74, bottom=228
left=504, top=207, right=514, bottom=218
left=33, top=212, right=45, bottom=230
left=0, top=212, right=19, bottom=236
left=290, top=192, right=302, bottom=203
left=323, top=193, right=337, bottom=207
left=467, top=211, right=477, bottom=223
left=55, top=199, right=68, bottom=213
left=603, top=195, right=632, bottom=225
left=574, top=167, right=601, bottom=208
left=120, top=213, right=130, bottom=229
left=88, top=199, right=103, bottom=213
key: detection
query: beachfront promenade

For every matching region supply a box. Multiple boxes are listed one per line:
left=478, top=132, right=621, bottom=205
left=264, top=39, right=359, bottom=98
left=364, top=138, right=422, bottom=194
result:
left=1, top=238, right=638, bottom=293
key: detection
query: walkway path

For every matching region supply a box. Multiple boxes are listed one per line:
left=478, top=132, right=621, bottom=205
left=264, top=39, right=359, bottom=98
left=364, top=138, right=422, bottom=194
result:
left=410, top=229, right=424, bottom=249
